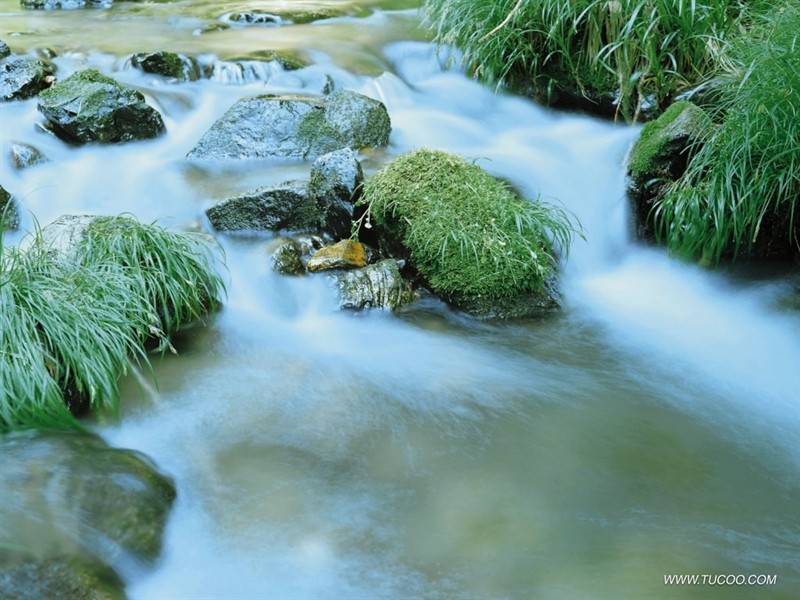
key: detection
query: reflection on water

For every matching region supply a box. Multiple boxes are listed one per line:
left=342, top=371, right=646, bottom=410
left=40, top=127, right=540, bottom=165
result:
left=2, top=2, right=800, bottom=599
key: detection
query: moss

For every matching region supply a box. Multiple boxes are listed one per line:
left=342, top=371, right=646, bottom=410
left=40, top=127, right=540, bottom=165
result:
left=360, top=150, right=575, bottom=311
left=628, top=101, right=710, bottom=180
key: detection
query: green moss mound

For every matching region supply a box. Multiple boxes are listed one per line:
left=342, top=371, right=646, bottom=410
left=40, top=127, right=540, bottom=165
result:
left=360, top=150, right=575, bottom=312
left=0, top=216, right=224, bottom=432
left=656, top=3, right=800, bottom=263
left=424, top=0, right=766, bottom=121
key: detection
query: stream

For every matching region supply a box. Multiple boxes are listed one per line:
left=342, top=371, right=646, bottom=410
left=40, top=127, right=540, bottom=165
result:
left=2, top=1, right=800, bottom=598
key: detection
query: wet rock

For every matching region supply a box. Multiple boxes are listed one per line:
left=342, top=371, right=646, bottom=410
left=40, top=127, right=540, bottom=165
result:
left=206, top=181, right=318, bottom=232
left=130, top=51, right=200, bottom=81
left=38, top=69, right=165, bottom=144
left=0, top=56, right=55, bottom=101
left=293, top=233, right=327, bottom=256
left=627, top=101, right=710, bottom=239
left=0, top=554, right=124, bottom=600
left=0, top=39, right=9, bottom=60
left=20, top=0, right=111, bottom=8
left=186, top=90, right=390, bottom=161
left=332, top=259, right=414, bottom=311
left=454, top=276, right=562, bottom=320
left=268, top=238, right=305, bottom=275
left=0, top=431, right=176, bottom=563
left=35, top=214, right=97, bottom=257
left=221, top=49, right=309, bottom=72
left=0, top=185, right=19, bottom=230
left=8, top=141, right=48, bottom=170
left=308, top=148, right=363, bottom=239
left=220, top=11, right=283, bottom=26
left=308, top=239, right=368, bottom=272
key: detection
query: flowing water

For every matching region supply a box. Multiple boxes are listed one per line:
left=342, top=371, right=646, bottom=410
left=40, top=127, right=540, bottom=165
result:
left=2, top=1, right=800, bottom=598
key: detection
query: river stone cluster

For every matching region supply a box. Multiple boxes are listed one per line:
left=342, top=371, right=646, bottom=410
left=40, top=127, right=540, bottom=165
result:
left=187, top=90, right=391, bottom=160
left=37, top=69, right=165, bottom=144
left=0, top=56, right=55, bottom=101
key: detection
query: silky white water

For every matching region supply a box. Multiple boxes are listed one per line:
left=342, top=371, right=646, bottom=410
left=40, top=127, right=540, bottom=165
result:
left=2, top=3, right=799, bottom=598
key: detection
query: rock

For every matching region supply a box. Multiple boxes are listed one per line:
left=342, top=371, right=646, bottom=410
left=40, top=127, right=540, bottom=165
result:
left=0, top=431, right=175, bottom=563
left=220, top=49, right=309, bottom=72
left=20, top=0, right=110, bottom=8
left=0, top=39, right=9, bottom=60
left=627, top=101, right=710, bottom=239
left=293, top=233, right=327, bottom=256
left=0, top=185, right=19, bottom=230
left=206, top=181, right=318, bottom=232
left=454, top=275, right=561, bottom=319
left=307, top=239, right=368, bottom=272
left=269, top=238, right=305, bottom=275
left=186, top=90, right=391, bottom=161
left=0, top=554, right=124, bottom=600
left=34, top=214, right=96, bottom=257
left=0, top=56, right=55, bottom=101
left=221, top=11, right=283, bottom=26
left=8, top=141, right=48, bottom=170
left=308, top=148, right=363, bottom=239
left=130, top=51, right=200, bottom=81
left=37, top=69, right=165, bottom=144
left=332, top=259, right=414, bottom=311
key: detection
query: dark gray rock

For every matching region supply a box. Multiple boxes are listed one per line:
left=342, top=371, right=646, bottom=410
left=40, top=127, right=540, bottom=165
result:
left=37, top=69, right=165, bottom=144
left=309, top=148, right=363, bottom=239
left=268, top=238, right=305, bottom=275
left=206, top=181, right=318, bottom=232
left=0, top=39, right=9, bottom=60
left=130, top=51, right=200, bottom=81
left=0, top=431, right=175, bottom=563
left=0, top=185, right=19, bottom=230
left=186, top=90, right=390, bottom=161
left=332, top=259, right=414, bottom=311
left=8, top=141, right=48, bottom=170
left=221, top=11, right=283, bottom=26
left=0, top=554, right=124, bottom=600
left=0, top=56, right=55, bottom=101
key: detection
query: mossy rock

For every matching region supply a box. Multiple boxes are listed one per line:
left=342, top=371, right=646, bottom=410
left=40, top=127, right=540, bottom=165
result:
left=268, top=238, right=306, bottom=275
left=187, top=90, right=390, bottom=161
left=307, top=239, right=369, bottom=272
left=0, top=553, right=125, bottom=600
left=0, top=431, right=175, bottom=563
left=627, top=101, right=710, bottom=239
left=0, top=57, right=55, bottom=102
left=225, top=49, right=310, bottom=72
left=361, top=149, right=573, bottom=319
left=1, top=185, right=19, bottom=230
left=332, top=259, right=414, bottom=311
left=206, top=181, right=319, bottom=232
left=38, top=69, right=165, bottom=144
left=130, top=51, right=200, bottom=81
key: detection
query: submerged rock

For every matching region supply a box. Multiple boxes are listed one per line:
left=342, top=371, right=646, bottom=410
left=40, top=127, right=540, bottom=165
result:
left=332, top=259, right=414, bottom=311
left=130, top=51, right=200, bottom=81
left=0, top=431, right=175, bottom=563
left=37, top=69, right=165, bottom=144
left=308, top=239, right=369, bottom=272
left=308, top=148, right=363, bottom=239
left=206, top=181, right=318, bottom=232
left=186, top=90, right=390, bottom=161
left=627, top=101, right=710, bottom=238
left=0, top=554, right=124, bottom=600
left=0, top=185, right=19, bottom=230
left=8, top=141, right=48, bottom=170
left=268, top=238, right=306, bottom=275
left=0, top=39, right=9, bottom=60
left=220, top=11, right=283, bottom=26
left=0, top=56, right=55, bottom=101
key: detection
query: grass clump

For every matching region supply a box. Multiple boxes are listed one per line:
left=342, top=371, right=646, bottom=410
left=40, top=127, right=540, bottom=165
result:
left=424, top=0, right=762, bottom=121
left=655, top=3, right=800, bottom=263
left=359, top=149, right=576, bottom=309
left=0, top=216, right=224, bottom=432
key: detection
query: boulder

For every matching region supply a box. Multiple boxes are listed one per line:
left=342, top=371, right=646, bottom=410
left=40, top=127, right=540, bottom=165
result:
left=332, top=259, right=414, bottom=311
left=0, top=554, right=124, bottom=600
left=627, top=101, right=710, bottom=238
left=37, top=69, right=165, bottom=144
left=206, top=181, right=318, bottom=232
left=308, top=148, right=363, bottom=239
left=130, top=51, right=200, bottom=81
left=0, top=185, right=19, bottom=230
left=307, top=239, right=369, bottom=272
left=0, top=431, right=175, bottom=563
left=0, top=56, right=55, bottom=101
left=268, top=238, right=305, bottom=275
left=186, top=90, right=390, bottom=161
left=8, top=141, right=48, bottom=170
left=0, top=39, right=9, bottom=60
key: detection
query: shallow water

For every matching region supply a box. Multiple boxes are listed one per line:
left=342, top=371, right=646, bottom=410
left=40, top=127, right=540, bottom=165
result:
left=2, top=1, right=800, bottom=598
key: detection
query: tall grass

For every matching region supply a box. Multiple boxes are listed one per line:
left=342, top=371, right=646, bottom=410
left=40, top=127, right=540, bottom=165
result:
left=424, top=0, right=761, bottom=120
left=0, top=217, right=224, bottom=432
left=655, top=3, right=800, bottom=263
